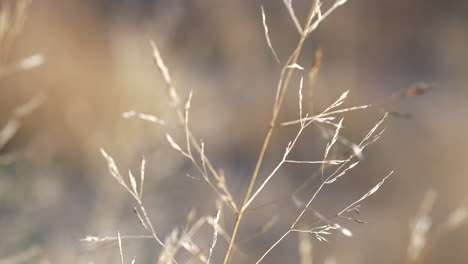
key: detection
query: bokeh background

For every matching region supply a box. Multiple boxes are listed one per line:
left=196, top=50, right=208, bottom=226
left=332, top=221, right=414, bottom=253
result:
left=1, top=0, right=468, bottom=263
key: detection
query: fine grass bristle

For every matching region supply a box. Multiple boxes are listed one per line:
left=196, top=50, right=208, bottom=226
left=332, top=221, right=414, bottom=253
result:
left=90, top=1, right=401, bottom=263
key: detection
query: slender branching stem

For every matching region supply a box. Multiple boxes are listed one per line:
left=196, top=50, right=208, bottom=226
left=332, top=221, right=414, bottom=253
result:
left=222, top=2, right=321, bottom=263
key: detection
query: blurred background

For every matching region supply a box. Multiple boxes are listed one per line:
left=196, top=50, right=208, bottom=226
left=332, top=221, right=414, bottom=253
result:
left=1, top=0, right=468, bottom=263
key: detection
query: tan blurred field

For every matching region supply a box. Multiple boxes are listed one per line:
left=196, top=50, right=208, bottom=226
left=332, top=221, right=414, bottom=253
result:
left=1, top=0, right=468, bottom=263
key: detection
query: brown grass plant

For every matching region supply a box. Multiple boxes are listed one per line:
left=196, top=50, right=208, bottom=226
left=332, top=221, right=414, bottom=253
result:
left=0, top=0, right=45, bottom=163
left=407, top=190, right=468, bottom=264
left=94, top=0, right=398, bottom=263
left=0, top=0, right=31, bottom=61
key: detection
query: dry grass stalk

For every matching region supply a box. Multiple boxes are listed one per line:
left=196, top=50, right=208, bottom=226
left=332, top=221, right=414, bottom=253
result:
left=323, top=256, right=337, bottom=264
left=158, top=229, right=184, bottom=264
left=83, top=205, right=228, bottom=264
left=99, top=149, right=167, bottom=251
left=0, top=92, right=46, bottom=151
left=145, top=0, right=388, bottom=263
left=96, top=0, right=400, bottom=263
left=260, top=6, right=280, bottom=64
left=122, top=110, right=166, bottom=125
left=407, top=192, right=468, bottom=263
left=281, top=103, right=370, bottom=126
left=95, top=147, right=238, bottom=263
left=407, top=190, right=437, bottom=263
left=321, top=117, right=343, bottom=180
left=367, top=82, right=432, bottom=118
left=223, top=0, right=352, bottom=256
left=156, top=206, right=229, bottom=264
left=256, top=114, right=392, bottom=263
left=443, top=197, right=468, bottom=231
left=0, top=53, right=44, bottom=78
left=298, top=232, right=313, bottom=264
left=81, top=235, right=154, bottom=242
left=336, top=171, right=392, bottom=216
left=148, top=39, right=238, bottom=213
left=307, top=48, right=322, bottom=114
left=0, top=0, right=45, bottom=157
left=243, top=91, right=369, bottom=211
left=282, top=0, right=304, bottom=34
left=206, top=205, right=222, bottom=264
left=0, top=0, right=31, bottom=61
left=391, top=82, right=431, bottom=100
left=117, top=231, right=125, bottom=264
left=239, top=216, right=279, bottom=246
left=291, top=223, right=346, bottom=242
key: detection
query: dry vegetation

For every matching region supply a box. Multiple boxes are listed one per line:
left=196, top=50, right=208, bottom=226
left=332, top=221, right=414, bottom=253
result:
left=88, top=1, right=398, bottom=263
left=0, top=0, right=44, bottom=160
left=1, top=0, right=468, bottom=264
